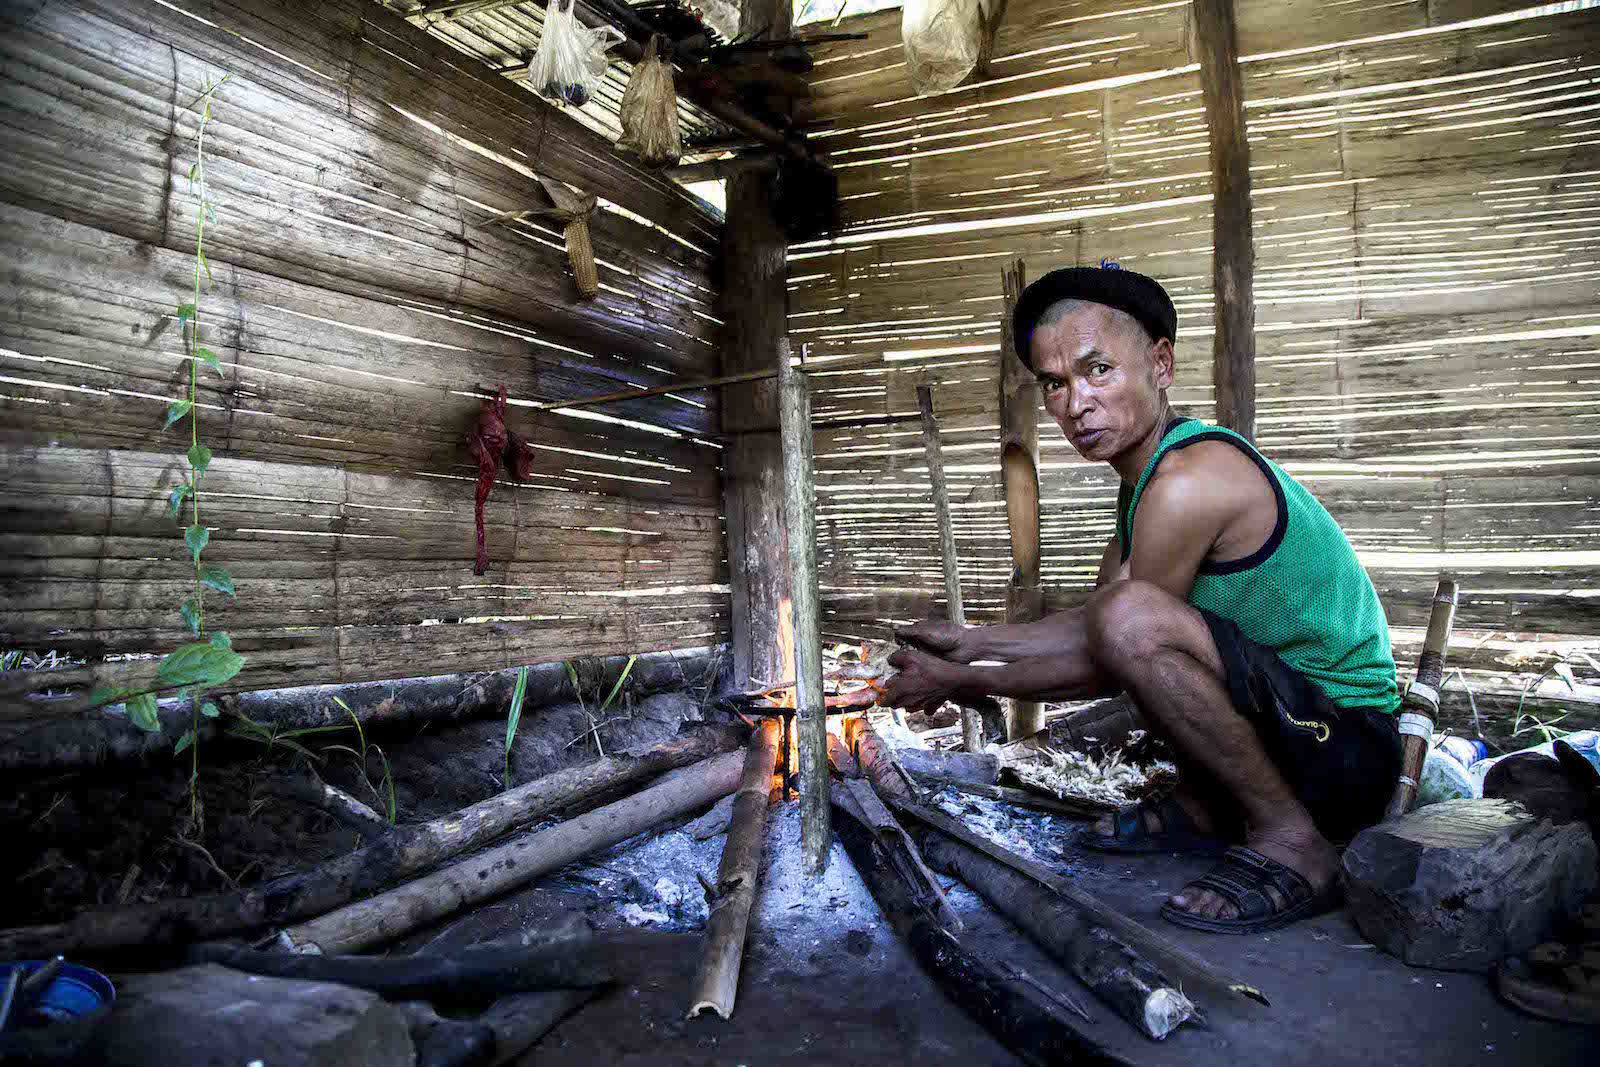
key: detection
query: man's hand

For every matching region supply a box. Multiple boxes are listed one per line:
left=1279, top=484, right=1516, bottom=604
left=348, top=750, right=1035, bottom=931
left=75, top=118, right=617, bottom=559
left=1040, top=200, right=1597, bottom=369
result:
left=881, top=646, right=971, bottom=713
left=894, top=619, right=975, bottom=663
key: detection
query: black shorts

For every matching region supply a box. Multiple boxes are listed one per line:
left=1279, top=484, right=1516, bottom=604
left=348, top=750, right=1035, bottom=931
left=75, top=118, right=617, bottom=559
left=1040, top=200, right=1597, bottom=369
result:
left=1198, top=609, right=1401, bottom=844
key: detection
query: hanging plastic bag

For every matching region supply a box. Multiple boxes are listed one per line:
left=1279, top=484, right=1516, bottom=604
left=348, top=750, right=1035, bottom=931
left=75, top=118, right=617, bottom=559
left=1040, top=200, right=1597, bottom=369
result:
left=528, top=0, right=620, bottom=108
left=617, top=35, right=682, bottom=168
left=902, top=0, right=1005, bottom=96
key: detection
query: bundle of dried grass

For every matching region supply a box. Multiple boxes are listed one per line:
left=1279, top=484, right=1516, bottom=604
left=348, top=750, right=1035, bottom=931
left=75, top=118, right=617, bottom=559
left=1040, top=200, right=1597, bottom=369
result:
left=1005, top=737, right=1176, bottom=811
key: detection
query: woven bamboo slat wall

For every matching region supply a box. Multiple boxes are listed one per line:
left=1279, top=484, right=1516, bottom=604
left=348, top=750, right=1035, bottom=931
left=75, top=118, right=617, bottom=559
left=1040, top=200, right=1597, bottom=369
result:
left=0, top=0, right=729, bottom=714
left=792, top=0, right=1600, bottom=641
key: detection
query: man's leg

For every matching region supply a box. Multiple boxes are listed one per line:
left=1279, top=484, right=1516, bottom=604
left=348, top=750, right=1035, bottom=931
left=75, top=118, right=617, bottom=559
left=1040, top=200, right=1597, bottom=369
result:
left=1083, top=581, right=1339, bottom=921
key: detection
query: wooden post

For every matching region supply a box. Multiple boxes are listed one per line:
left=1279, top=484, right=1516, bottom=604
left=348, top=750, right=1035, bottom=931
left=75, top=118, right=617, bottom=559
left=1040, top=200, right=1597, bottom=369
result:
left=1386, top=576, right=1459, bottom=817
left=780, top=348, right=830, bottom=875
left=688, top=718, right=780, bottom=1018
left=917, top=383, right=983, bottom=753
left=719, top=154, right=791, bottom=693
left=1194, top=0, right=1256, bottom=440
left=998, top=257, right=1044, bottom=740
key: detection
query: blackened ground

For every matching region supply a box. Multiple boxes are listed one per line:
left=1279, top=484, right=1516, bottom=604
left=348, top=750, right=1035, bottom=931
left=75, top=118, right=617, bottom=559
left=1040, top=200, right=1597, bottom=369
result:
left=398, top=794, right=1596, bottom=1067
left=1, top=690, right=720, bottom=929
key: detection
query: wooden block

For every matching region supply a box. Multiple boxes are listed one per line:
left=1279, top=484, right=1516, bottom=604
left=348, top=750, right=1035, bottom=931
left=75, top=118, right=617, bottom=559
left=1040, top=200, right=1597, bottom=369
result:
left=1342, top=799, right=1598, bottom=972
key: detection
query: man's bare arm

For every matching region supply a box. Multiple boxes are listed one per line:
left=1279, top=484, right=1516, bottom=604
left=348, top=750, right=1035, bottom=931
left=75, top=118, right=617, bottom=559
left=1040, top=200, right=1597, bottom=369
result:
left=1096, top=533, right=1126, bottom=588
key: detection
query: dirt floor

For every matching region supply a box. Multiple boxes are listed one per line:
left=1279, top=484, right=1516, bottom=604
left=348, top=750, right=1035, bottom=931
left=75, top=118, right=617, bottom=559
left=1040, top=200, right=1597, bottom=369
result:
left=8, top=691, right=1596, bottom=1065
left=402, top=795, right=1597, bottom=1067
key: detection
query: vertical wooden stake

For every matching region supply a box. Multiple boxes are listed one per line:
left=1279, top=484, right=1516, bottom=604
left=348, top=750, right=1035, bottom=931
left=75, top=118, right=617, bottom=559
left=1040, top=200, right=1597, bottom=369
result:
left=917, top=383, right=983, bottom=754
left=1387, top=576, right=1459, bottom=818
left=780, top=343, right=830, bottom=875
left=998, top=257, right=1044, bottom=740
left=1194, top=0, right=1256, bottom=441
left=688, top=718, right=780, bottom=1019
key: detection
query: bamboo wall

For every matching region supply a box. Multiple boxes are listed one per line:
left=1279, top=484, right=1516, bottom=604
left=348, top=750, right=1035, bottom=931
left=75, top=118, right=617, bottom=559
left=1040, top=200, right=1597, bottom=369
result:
left=0, top=0, right=729, bottom=713
left=793, top=0, right=1600, bottom=641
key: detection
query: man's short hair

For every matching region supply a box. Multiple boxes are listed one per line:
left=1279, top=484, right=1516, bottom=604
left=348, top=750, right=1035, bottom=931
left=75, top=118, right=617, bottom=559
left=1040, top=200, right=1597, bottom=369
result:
left=1013, top=266, right=1177, bottom=371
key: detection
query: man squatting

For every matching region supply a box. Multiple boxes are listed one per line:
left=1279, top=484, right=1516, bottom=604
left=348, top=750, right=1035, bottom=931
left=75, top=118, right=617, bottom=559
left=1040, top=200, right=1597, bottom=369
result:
left=882, top=265, right=1402, bottom=934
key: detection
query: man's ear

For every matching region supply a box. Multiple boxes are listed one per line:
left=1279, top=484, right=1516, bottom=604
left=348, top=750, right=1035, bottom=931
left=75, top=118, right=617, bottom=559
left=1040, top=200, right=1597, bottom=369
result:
left=1151, top=338, right=1175, bottom=390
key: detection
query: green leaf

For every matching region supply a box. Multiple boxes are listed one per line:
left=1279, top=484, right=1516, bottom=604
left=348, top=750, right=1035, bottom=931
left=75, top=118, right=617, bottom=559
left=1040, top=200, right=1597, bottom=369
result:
left=205, top=203, right=216, bottom=224
left=209, top=631, right=232, bottom=651
left=185, top=523, right=210, bottom=561
left=1554, top=663, right=1577, bottom=691
left=198, top=347, right=223, bottom=376
left=198, top=248, right=212, bottom=283
left=332, top=696, right=351, bottom=712
left=174, top=729, right=196, bottom=755
left=188, top=162, right=198, bottom=182
left=157, top=640, right=244, bottom=689
left=165, top=398, right=193, bottom=429
left=180, top=597, right=200, bottom=634
left=88, top=685, right=130, bottom=708
left=168, top=483, right=193, bottom=519
left=199, top=564, right=235, bottom=597
left=176, top=302, right=196, bottom=327
left=127, top=692, right=161, bottom=732
left=200, top=701, right=220, bottom=719
left=505, top=665, right=529, bottom=757
left=598, top=654, right=636, bottom=715
left=187, top=443, right=212, bottom=474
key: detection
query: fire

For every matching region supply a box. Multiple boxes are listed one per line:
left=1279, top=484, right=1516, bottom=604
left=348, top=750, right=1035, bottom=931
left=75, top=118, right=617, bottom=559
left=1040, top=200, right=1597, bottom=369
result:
left=773, top=596, right=797, bottom=710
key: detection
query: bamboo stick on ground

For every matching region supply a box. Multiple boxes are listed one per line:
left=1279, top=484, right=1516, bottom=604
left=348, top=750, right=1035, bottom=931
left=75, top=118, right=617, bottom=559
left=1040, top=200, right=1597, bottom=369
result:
left=687, top=719, right=781, bottom=1019
left=0, top=725, right=745, bottom=960
left=263, top=768, right=391, bottom=843
left=917, top=832, right=1197, bottom=1040
left=281, top=749, right=748, bottom=954
left=831, top=791, right=1129, bottom=1067
left=779, top=344, right=831, bottom=876
left=917, top=383, right=983, bottom=754
left=848, top=720, right=1267, bottom=1007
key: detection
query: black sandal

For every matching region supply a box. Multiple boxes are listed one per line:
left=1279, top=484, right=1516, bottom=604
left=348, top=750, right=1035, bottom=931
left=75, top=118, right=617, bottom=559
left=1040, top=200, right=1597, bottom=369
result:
left=1160, top=845, right=1341, bottom=934
left=1078, top=793, right=1227, bottom=856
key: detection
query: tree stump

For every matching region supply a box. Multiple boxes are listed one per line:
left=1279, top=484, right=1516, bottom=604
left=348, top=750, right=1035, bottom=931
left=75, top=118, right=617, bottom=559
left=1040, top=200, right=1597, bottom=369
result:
left=92, top=964, right=413, bottom=1066
left=1342, top=799, right=1598, bottom=972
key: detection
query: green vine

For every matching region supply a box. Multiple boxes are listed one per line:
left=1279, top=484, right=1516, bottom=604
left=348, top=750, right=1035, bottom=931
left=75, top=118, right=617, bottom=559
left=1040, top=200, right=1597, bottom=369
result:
left=88, top=72, right=243, bottom=830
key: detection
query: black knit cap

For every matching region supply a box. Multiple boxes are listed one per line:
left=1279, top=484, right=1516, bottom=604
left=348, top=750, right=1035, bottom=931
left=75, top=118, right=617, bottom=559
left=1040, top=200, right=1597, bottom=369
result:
left=1012, top=265, right=1177, bottom=371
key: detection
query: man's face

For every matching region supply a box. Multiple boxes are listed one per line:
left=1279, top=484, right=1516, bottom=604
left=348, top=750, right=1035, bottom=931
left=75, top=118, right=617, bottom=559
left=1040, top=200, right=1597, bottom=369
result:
left=1030, top=303, right=1174, bottom=463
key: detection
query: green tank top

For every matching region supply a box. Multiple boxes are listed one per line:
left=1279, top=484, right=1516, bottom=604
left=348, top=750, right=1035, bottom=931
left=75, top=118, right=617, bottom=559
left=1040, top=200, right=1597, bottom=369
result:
left=1116, top=419, right=1399, bottom=714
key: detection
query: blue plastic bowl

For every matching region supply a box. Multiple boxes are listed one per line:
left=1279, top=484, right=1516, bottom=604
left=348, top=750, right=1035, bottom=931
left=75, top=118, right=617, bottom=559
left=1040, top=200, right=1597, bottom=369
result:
left=4, top=960, right=114, bottom=1028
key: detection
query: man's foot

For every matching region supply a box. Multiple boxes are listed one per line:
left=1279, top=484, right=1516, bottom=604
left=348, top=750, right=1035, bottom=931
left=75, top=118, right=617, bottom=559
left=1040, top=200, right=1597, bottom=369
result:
left=1162, top=824, right=1341, bottom=933
left=1081, top=790, right=1227, bottom=856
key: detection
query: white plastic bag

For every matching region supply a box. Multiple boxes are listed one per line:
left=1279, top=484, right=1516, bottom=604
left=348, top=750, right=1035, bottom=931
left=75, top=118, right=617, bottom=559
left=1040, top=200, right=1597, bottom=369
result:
left=528, top=0, right=620, bottom=108
left=617, top=35, right=681, bottom=168
left=902, top=0, right=1000, bottom=96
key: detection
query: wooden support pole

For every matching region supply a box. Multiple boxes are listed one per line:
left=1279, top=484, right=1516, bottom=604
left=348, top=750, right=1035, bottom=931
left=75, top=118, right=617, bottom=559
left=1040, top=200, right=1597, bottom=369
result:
left=718, top=60, right=792, bottom=692
left=688, top=718, right=780, bottom=1018
left=780, top=347, right=831, bottom=876
left=282, top=750, right=748, bottom=954
left=1387, top=576, right=1460, bottom=817
left=0, top=726, right=745, bottom=959
left=917, top=383, right=983, bottom=753
left=1194, top=0, right=1256, bottom=440
left=997, top=257, right=1044, bottom=740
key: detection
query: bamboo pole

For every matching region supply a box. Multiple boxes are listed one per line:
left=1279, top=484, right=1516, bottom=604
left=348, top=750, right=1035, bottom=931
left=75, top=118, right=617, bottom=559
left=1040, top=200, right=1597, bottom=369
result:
left=997, top=257, right=1044, bottom=740
left=0, top=726, right=745, bottom=959
left=1194, top=0, right=1257, bottom=440
left=848, top=720, right=1268, bottom=1007
left=524, top=369, right=778, bottom=412
left=780, top=344, right=831, bottom=875
left=687, top=718, right=781, bottom=1018
left=916, top=383, right=982, bottom=753
left=1387, top=576, right=1460, bottom=817
left=281, top=749, right=748, bottom=954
